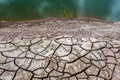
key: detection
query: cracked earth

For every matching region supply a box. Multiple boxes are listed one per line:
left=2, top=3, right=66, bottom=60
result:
left=0, top=36, right=120, bottom=80
left=0, top=18, right=120, bottom=80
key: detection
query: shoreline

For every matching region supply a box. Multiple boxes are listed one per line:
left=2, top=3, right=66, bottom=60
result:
left=0, top=18, right=119, bottom=40
left=0, top=17, right=112, bottom=27
left=0, top=18, right=120, bottom=80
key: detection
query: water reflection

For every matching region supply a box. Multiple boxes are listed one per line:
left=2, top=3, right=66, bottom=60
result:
left=107, top=0, right=120, bottom=21
left=0, top=0, right=120, bottom=21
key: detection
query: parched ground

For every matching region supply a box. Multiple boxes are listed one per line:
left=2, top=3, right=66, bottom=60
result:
left=0, top=18, right=120, bottom=80
left=0, top=18, right=120, bottom=40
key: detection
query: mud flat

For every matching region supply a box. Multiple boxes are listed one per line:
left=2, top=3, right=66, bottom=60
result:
left=0, top=18, right=120, bottom=40
left=0, top=18, right=120, bottom=80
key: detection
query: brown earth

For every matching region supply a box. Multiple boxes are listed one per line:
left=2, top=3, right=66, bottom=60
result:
left=0, top=18, right=120, bottom=80
left=0, top=18, right=120, bottom=40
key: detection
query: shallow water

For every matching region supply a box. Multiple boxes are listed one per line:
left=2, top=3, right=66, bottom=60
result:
left=0, top=0, right=119, bottom=21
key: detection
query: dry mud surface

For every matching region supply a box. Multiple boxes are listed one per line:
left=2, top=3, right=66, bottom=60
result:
left=0, top=18, right=120, bottom=40
left=0, top=18, right=120, bottom=80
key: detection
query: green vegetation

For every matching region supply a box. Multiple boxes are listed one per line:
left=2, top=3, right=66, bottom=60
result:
left=39, top=39, right=44, bottom=44
left=59, top=8, right=74, bottom=18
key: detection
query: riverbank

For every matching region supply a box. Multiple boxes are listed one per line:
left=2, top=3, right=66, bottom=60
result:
left=0, top=18, right=119, bottom=41
left=0, top=18, right=120, bottom=80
